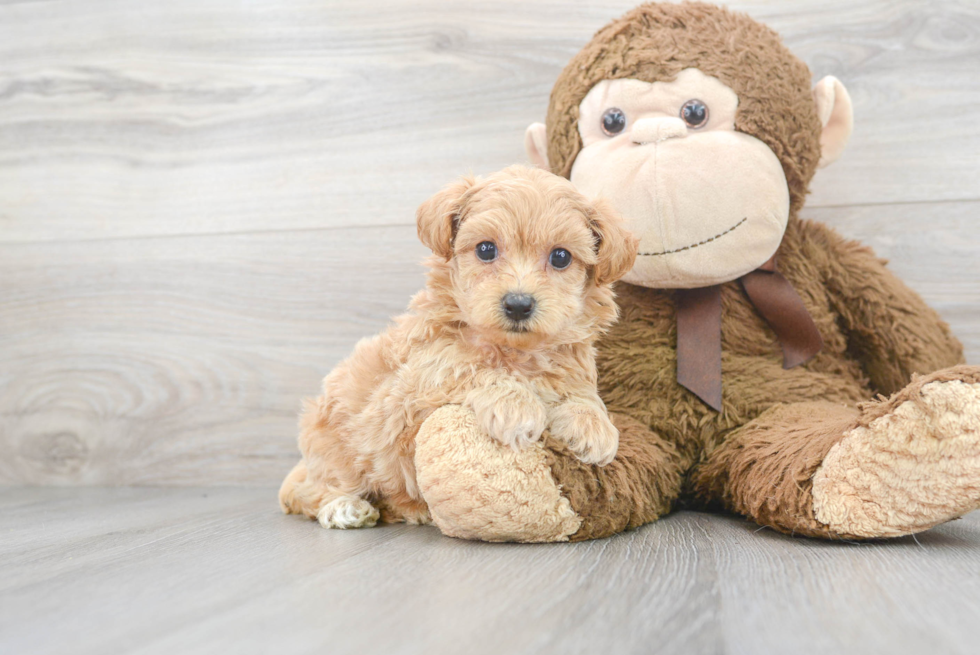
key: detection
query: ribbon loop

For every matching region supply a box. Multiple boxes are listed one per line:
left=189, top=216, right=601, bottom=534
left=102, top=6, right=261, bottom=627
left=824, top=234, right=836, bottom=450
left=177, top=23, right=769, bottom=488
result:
left=673, top=261, right=823, bottom=412
left=739, top=269, right=823, bottom=369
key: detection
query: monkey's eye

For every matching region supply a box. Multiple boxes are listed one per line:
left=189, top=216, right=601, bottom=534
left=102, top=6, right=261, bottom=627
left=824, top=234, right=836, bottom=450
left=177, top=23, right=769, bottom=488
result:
left=680, top=99, right=709, bottom=128
left=476, top=241, right=497, bottom=262
left=549, top=248, right=572, bottom=270
left=601, top=108, right=626, bottom=136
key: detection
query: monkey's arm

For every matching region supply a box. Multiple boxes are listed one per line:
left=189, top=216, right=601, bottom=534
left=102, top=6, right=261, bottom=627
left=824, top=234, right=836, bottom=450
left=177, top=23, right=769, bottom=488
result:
left=802, top=220, right=964, bottom=395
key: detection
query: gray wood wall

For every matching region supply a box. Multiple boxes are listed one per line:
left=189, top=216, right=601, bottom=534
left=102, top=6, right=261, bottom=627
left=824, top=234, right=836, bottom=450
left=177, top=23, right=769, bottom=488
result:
left=2, top=0, right=978, bottom=486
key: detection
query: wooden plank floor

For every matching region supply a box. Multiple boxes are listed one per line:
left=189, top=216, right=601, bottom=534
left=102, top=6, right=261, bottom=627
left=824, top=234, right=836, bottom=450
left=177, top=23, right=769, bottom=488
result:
left=2, top=487, right=979, bottom=655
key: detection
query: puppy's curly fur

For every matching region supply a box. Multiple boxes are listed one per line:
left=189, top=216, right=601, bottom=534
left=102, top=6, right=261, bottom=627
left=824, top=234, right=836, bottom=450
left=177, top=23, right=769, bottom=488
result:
left=279, top=166, right=638, bottom=529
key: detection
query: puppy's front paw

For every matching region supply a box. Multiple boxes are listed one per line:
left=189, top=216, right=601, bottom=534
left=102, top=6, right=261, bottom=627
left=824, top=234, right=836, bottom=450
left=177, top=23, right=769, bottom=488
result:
left=549, top=401, right=619, bottom=466
left=467, top=385, right=548, bottom=450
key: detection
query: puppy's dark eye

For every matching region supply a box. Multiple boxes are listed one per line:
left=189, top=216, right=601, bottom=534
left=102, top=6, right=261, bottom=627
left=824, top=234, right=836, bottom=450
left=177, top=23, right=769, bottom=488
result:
left=680, top=99, right=709, bottom=128
left=549, top=248, right=572, bottom=270
left=601, top=108, right=626, bottom=136
left=476, top=241, right=497, bottom=262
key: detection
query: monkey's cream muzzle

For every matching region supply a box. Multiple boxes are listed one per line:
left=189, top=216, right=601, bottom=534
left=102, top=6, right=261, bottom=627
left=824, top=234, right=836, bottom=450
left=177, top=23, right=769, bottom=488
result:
left=569, top=70, right=791, bottom=289
left=629, top=116, right=687, bottom=145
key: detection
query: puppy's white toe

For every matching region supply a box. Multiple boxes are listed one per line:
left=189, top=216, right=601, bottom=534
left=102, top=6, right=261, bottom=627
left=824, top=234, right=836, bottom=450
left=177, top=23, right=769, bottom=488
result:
left=317, top=496, right=380, bottom=529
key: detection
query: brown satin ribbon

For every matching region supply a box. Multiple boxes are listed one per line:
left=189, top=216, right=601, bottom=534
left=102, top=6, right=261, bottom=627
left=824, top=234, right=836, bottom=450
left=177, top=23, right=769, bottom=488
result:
left=675, top=256, right=823, bottom=412
left=675, top=285, right=723, bottom=411
left=740, top=257, right=824, bottom=369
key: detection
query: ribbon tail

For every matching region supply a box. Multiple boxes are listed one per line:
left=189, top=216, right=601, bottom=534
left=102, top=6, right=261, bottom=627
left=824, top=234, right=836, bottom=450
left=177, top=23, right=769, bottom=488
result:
left=740, top=269, right=823, bottom=369
left=675, top=285, right=723, bottom=411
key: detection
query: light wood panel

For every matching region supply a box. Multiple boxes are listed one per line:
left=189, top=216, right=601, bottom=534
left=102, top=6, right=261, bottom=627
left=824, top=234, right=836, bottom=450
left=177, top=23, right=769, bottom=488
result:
left=1, top=0, right=978, bottom=485
left=1, top=488, right=979, bottom=655
left=0, top=0, right=977, bottom=243
left=0, top=226, right=429, bottom=485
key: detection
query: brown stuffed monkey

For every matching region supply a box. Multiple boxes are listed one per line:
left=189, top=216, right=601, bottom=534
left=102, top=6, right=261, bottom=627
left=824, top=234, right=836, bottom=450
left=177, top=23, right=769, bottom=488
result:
left=412, top=1, right=980, bottom=542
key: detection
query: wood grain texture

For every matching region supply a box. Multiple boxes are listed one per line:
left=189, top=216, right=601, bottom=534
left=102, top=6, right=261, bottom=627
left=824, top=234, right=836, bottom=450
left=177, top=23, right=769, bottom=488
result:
left=0, top=0, right=978, bottom=484
left=1, top=488, right=979, bottom=655
left=0, top=227, right=430, bottom=484
left=1, top=0, right=978, bottom=243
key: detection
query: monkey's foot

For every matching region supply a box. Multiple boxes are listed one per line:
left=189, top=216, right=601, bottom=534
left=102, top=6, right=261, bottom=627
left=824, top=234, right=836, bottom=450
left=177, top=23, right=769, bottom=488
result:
left=415, top=405, right=683, bottom=543
left=812, top=371, right=980, bottom=538
left=414, top=405, right=582, bottom=543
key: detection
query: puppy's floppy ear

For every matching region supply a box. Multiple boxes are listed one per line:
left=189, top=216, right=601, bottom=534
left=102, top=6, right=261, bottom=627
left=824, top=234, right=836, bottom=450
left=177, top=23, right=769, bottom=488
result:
left=416, top=175, right=477, bottom=260
left=587, top=197, right=638, bottom=286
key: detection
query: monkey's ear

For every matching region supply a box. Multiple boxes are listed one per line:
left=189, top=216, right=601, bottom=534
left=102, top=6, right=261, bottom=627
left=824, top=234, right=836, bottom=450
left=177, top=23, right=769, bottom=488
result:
left=588, top=197, right=639, bottom=286
left=812, top=76, right=853, bottom=169
left=524, top=123, right=550, bottom=170
left=416, top=176, right=476, bottom=260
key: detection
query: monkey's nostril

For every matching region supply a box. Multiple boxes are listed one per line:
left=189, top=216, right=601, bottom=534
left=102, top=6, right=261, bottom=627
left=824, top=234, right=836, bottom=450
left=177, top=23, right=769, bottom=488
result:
left=502, top=293, right=536, bottom=322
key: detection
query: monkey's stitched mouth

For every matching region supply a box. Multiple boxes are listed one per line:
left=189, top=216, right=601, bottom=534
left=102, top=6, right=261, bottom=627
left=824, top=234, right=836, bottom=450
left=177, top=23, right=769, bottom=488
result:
left=639, top=217, right=748, bottom=257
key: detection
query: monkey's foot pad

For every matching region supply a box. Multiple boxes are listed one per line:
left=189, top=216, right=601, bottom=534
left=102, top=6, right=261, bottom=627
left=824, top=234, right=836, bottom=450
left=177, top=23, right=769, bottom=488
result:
left=813, top=380, right=980, bottom=538
left=415, top=405, right=582, bottom=543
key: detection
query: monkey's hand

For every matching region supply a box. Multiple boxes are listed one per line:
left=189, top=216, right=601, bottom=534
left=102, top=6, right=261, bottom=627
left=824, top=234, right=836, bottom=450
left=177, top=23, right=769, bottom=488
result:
left=548, top=399, right=620, bottom=466
left=465, top=380, right=548, bottom=450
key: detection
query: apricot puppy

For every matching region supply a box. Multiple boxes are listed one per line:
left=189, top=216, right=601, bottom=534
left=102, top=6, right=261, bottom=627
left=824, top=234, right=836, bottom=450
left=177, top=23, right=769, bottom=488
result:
left=279, top=165, right=638, bottom=529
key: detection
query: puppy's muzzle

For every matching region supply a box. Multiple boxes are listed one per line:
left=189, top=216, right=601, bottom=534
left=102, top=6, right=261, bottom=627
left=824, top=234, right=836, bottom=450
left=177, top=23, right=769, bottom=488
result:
left=502, top=293, right=536, bottom=324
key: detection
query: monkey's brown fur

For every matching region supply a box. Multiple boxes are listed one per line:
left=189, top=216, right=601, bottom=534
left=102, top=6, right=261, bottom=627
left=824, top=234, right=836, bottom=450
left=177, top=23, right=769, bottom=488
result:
left=545, top=214, right=964, bottom=540
left=413, top=2, right=979, bottom=542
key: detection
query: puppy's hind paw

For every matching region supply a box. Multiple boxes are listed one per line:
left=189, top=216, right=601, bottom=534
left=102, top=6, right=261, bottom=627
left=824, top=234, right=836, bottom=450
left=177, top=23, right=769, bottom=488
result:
left=317, top=496, right=380, bottom=529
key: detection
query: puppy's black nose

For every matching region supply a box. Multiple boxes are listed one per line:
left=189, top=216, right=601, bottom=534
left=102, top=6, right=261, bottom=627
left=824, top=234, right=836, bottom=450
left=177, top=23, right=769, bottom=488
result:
left=502, top=293, right=536, bottom=322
